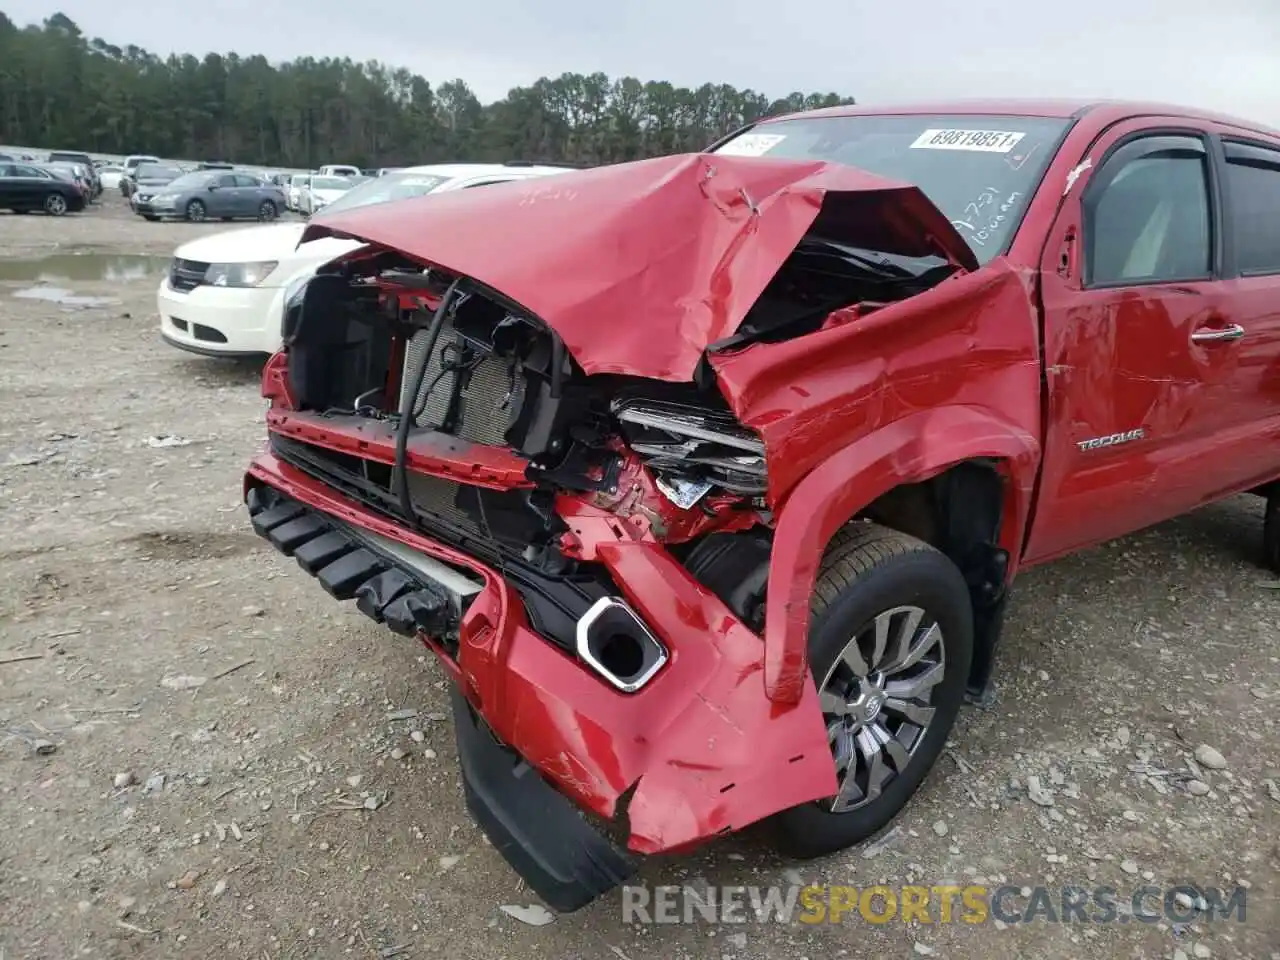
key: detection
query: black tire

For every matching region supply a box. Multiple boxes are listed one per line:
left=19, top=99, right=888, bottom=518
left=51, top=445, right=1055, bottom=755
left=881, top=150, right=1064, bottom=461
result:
left=143, top=215, right=159, bottom=222
left=257, top=200, right=277, bottom=221
left=185, top=199, right=206, bottom=222
left=769, top=523, right=973, bottom=859
left=44, top=192, right=68, bottom=216
left=1264, top=491, right=1280, bottom=574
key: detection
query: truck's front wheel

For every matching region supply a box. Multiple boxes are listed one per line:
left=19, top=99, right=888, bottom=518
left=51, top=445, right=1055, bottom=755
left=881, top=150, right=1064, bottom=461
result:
left=771, top=524, right=973, bottom=859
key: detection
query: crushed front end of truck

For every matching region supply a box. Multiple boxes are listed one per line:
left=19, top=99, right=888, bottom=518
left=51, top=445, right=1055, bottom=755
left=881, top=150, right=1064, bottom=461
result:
left=244, top=152, right=976, bottom=910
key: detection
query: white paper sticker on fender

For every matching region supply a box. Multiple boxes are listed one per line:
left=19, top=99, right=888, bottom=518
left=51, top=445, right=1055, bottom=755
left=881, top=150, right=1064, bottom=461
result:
left=910, top=129, right=1026, bottom=152
left=715, top=133, right=787, bottom=157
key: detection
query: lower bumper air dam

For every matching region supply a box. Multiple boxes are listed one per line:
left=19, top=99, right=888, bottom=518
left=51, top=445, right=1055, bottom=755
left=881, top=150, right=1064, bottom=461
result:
left=244, top=451, right=838, bottom=911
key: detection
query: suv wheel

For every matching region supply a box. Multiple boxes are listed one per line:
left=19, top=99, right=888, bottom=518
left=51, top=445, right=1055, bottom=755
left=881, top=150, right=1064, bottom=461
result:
left=770, top=523, right=973, bottom=858
left=257, top=200, right=277, bottom=221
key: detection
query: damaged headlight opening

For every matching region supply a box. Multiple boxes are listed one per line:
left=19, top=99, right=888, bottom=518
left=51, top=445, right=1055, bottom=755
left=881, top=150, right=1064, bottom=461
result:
left=612, top=398, right=768, bottom=503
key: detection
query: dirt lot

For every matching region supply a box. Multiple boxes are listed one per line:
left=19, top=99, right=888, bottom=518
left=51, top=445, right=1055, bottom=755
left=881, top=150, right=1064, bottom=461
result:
left=1, top=198, right=1278, bottom=960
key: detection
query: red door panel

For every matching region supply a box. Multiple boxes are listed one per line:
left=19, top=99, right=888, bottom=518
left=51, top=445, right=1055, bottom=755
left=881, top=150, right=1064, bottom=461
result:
left=1023, top=120, right=1237, bottom=564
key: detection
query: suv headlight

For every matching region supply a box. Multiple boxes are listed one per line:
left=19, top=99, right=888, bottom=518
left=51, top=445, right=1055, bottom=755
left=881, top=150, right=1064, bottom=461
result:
left=205, top=261, right=279, bottom=288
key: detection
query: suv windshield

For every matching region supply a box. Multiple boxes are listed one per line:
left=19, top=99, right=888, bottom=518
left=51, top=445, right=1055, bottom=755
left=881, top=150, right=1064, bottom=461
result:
left=712, top=114, right=1070, bottom=263
left=318, top=172, right=451, bottom=216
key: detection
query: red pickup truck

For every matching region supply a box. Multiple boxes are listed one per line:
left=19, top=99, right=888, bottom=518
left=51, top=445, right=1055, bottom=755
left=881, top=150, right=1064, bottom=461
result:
left=244, top=99, right=1280, bottom=910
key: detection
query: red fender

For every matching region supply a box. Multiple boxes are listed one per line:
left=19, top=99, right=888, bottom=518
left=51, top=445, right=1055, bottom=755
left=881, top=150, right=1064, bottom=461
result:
left=762, top=405, right=1041, bottom=703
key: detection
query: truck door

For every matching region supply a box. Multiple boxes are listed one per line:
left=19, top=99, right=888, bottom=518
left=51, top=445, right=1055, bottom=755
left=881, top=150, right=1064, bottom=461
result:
left=1206, top=136, right=1280, bottom=489
left=1024, top=121, right=1237, bottom=563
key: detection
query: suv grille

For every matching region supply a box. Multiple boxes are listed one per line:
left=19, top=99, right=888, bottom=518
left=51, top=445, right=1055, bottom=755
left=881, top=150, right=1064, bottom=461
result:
left=169, top=258, right=209, bottom=292
left=400, top=317, right=525, bottom=446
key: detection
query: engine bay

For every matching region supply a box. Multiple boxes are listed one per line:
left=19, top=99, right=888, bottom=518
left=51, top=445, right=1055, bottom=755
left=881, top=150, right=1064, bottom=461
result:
left=269, top=233, right=958, bottom=620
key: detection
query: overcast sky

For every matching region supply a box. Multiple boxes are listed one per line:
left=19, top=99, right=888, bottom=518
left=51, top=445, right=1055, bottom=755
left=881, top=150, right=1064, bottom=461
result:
left=8, top=0, right=1280, bottom=126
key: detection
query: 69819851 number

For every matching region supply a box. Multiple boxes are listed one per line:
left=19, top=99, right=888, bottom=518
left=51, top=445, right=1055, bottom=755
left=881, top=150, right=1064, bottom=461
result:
left=910, top=129, right=1026, bottom=153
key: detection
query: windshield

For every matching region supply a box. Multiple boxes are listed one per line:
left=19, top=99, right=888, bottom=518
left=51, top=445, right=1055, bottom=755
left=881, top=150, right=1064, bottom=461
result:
left=311, top=176, right=353, bottom=191
left=164, top=171, right=218, bottom=190
left=712, top=114, right=1070, bottom=263
left=137, top=164, right=180, bottom=180
left=318, top=172, right=451, bottom=216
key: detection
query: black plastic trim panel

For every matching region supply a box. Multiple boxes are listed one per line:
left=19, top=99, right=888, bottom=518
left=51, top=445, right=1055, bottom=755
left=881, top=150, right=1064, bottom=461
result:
left=246, top=485, right=462, bottom=642
left=269, top=433, right=618, bottom=652
left=450, top=686, right=636, bottom=911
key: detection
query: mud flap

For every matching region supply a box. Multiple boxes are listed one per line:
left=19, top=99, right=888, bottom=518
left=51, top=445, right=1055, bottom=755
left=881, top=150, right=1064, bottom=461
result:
left=449, top=686, right=636, bottom=912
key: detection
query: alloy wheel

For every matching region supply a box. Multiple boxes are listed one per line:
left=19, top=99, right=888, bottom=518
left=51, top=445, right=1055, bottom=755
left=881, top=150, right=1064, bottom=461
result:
left=187, top=200, right=205, bottom=222
left=45, top=194, right=67, bottom=216
left=818, top=604, right=945, bottom=813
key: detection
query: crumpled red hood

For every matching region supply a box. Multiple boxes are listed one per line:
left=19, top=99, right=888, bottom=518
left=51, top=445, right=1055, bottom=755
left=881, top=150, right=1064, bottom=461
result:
left=303, top=153, right=977, bottom=380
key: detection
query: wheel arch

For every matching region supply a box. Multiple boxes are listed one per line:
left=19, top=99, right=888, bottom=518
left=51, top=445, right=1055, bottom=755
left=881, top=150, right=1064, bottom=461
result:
left=762, top=404, right=1040, bottom=704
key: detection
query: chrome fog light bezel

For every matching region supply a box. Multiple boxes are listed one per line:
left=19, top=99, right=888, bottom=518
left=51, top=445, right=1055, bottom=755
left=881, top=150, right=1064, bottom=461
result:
left=575, top=596, right=669, bottom=693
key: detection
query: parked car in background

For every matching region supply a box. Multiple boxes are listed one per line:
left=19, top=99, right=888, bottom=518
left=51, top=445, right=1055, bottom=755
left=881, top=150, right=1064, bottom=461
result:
left=286, top=173, right=310, bottom=211
left=198, top=160, right=235, bottom=171
left=296, top=175, right=354, bottom=216
left=317, top=164, right=360, bottom=178
left=46, top=151, right=100, bottom=196
left=0, top=161, right=86, bottom=215
left=136, top=169, right=286, bottom=222
left=375, top=167, right=402, bottom=177
left=97, top=163, right=126, bottom=190
left=158, top=162, right=572, bottom=357
left=127, top=163, right=184, bottom=208
left=42, top=161, right=95, bottom=200
left=123, top=154, right=160, bottom=177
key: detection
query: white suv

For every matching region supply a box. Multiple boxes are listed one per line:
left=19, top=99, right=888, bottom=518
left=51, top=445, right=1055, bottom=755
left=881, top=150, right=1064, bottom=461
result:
left=158, top=163, right=574, bottom=358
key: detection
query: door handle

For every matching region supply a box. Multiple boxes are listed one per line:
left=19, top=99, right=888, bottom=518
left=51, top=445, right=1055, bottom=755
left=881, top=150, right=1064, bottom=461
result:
left=1191, top=324, right=1245, bottom=343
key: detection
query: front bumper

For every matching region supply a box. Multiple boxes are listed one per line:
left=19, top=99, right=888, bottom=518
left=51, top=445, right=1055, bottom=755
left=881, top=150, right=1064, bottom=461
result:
left=157, top=278, right=283, bottom=356
left=244, top=451, right=836, bottom=907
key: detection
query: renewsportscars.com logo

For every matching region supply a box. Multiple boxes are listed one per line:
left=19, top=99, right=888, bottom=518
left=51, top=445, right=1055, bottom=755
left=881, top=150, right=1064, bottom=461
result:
left=621, top=883, right=1248, bottom=926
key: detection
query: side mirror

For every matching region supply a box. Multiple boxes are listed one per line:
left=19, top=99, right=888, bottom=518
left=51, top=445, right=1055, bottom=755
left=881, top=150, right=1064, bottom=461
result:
left=207, top=184, right=218, bottom=192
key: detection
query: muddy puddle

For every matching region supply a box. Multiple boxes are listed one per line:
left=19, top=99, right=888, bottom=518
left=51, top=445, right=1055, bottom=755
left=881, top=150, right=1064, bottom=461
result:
left=3, top=253, right=166, bottom=307
left=0, top=253, right=167, bottom=283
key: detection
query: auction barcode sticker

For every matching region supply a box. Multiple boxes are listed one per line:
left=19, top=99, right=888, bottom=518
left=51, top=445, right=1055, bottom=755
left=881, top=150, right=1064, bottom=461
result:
left=910, top=129, right=1026, bottom=152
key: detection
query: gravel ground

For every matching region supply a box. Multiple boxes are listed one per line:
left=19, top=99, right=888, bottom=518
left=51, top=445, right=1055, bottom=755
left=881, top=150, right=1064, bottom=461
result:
left=1, top=198, right=1278, bottom=960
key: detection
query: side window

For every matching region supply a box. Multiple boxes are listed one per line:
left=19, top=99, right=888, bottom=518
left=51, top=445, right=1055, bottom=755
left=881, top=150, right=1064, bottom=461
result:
left=1084, top=136, right=1212, bottom=286
left=0, top=164, right=14, bottom=177
left=1222, top=141, right=1280, bottom=275
left=16, top=165, right=49, bottom=178
left=217, top=174, right=237, bottom=188
left=234, top=174, right=261, bottom=188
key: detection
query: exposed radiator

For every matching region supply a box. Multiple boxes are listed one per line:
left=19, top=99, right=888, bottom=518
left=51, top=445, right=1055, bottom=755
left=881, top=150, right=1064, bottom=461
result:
left=399, top=318, right=525, bottom=446
left=405, top=472, right=478, bottom=537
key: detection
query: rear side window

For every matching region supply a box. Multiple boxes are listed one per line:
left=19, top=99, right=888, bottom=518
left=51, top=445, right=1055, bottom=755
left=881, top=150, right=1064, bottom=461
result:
left=1222, top=141, right=1280, bottom=275
left=234, top=174, right=261, bottom=188
left=1084, top=136, right=1212, bottom=286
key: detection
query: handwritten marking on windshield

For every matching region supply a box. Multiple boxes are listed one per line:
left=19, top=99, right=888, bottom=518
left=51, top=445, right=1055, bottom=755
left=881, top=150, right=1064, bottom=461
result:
left=952, top=189, right=1023, bottom=247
